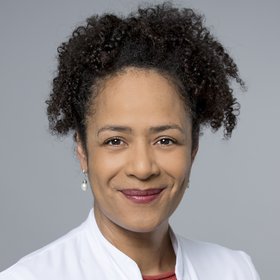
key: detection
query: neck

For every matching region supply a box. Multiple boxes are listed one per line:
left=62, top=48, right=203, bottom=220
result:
left=94, top=205, right=176, bottom=276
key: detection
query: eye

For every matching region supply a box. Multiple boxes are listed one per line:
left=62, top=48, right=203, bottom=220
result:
left=104, top=138, right=124, bottom=146
left=156, top=138, right=176, bottom=146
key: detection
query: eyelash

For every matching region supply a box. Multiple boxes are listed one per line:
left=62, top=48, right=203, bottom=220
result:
left=156, top=137, right=177, bottom=146
left=104, top=137, right=124, bottom=146
left=104, top=137, right=177, bottom=147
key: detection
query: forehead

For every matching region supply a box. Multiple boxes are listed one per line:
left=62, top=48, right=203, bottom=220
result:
left=88, top=68, right=190, bottom=129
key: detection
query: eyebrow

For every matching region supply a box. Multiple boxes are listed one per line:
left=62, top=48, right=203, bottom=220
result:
left=149, top=124, right=184, bottom=134
left=97, top=126, right=132, bottom=135
left=97, top=124, right=184, bottom=135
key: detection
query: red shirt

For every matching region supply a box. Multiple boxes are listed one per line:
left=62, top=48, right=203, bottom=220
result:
left=142, top=271, right=176, bottom=280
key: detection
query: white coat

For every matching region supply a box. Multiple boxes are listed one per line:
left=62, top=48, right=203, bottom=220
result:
left=0, top=209, right=260, bottom=280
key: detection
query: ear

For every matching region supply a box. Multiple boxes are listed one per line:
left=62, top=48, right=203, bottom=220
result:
left=76, top=134, right=88, bottom=172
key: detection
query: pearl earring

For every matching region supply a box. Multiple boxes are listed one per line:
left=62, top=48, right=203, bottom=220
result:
left=186, top=181, right=190, bottom=189
left=81, top=170, right=88, bottom=192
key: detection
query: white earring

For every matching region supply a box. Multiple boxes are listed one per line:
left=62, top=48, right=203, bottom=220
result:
left=81, top=170, right=88, bottom=192
left=186, top=181, right=190, bottom=189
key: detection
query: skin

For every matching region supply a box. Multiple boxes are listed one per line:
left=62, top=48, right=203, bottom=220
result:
left=77, top=67, right=198, bottom=275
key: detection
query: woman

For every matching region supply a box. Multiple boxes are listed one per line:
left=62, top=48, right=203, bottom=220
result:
left=0, top=2, right=260, bottom=280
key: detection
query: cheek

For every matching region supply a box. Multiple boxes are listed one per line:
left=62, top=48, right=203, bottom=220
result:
left=87, top=149, right=124, bottom=187
left=160, top=150, right=192, bottom=181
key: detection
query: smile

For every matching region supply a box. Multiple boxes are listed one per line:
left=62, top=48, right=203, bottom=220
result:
left=119, top=188, right=165, bottom=204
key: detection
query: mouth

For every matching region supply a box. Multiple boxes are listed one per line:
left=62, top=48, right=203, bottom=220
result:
left=119, top=188, right=165, bottom=204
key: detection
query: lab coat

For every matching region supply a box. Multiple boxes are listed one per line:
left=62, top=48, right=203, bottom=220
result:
left=0, top=209, right=260, bottom=280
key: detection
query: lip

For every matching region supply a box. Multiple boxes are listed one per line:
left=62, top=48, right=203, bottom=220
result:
left=119, top=188, right=165, bottom=204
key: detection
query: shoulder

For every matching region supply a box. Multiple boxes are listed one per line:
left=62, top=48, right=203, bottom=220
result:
left=0, top=221, right=88, bottom=280
left=0, top=270, right=14, bottom=280
left=176, top=235, right=260, bottom=279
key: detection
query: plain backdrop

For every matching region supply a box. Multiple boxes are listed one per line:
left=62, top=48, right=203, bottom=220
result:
left=0, top=0, right=279, bottom=279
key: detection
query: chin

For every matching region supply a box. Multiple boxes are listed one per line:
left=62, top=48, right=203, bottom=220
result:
left=117, top=216, right=169, bottom=234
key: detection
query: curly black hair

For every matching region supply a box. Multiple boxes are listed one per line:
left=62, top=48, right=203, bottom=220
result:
left=46, top=1, right=244, bottom=151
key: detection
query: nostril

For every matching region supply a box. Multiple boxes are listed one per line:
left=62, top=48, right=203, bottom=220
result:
left=125, top=145, right=160, bottom=179
left=126, top=160, right=160, bottom=180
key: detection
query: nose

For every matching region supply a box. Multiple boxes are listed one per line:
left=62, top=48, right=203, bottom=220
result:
left=125, top=142, right=160, bottom=180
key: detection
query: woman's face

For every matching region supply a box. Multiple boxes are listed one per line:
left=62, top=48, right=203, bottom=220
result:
left=77, top=67, right=197, bottom=233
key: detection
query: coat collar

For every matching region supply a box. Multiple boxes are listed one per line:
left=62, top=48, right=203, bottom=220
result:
left=83, top=208, right=198, bottom=280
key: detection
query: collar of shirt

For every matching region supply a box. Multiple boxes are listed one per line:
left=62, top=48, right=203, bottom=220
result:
left=80, top=209, right=198, bottom=280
